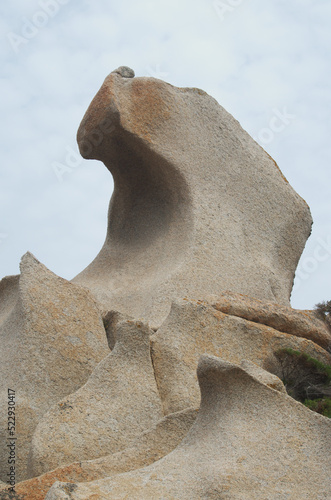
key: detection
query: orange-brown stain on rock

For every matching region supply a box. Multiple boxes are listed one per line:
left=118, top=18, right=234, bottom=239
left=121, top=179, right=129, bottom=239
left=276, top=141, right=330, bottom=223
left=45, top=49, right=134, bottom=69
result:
left=264, top=150, right=289, bottom=184
left=13, top=462, right=94, bottom=500
left=78, top=76, right=117, bottom=147
left=126, top=79, right=172, bottom=143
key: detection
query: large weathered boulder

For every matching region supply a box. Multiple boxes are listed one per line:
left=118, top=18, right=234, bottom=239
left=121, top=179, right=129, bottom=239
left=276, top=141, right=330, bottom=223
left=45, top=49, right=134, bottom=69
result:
left=29, top=317, right=163, bottom=478
left=14, top=408, right=197, bottom=500
left=45, top=355, right=331, bottom=499
left=151, top=298, right=331, bottom=414
left=0, top=68, right=325, bottom=499
left=72, top=66, right=312, bottom=327
left=0, top=253, right=109, bottom=483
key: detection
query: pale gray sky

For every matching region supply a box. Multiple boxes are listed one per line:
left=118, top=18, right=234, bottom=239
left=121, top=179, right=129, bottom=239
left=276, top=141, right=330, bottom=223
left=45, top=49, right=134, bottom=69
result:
left=1, top=0, right=330, bottom=310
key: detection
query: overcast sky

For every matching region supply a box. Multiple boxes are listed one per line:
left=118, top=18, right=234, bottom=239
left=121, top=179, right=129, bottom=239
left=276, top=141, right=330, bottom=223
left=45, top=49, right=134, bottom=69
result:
left=0, top=0, right=330, bottom=310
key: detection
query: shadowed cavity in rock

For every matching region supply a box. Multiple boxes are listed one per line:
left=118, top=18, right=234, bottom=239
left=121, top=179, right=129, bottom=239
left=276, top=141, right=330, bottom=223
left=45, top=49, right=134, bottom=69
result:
left=72, top=66, right=312, bottom=326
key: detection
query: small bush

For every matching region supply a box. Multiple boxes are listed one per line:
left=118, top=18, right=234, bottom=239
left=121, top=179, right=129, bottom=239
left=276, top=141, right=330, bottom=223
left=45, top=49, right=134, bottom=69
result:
left=315, top=300, right=331, bottom=331
left=275, top=348, right=331, bottom=417
left=304, top=397, right=331, bottom=418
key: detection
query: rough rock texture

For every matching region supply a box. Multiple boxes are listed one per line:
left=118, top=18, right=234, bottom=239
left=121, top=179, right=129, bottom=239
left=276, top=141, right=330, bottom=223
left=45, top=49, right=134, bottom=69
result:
left=0, top=482, right=6, bottom=497
left=30, top=317, right=163, bottom=478
left=0, top=274, right=19, bottom=326
left=72, top=66, right=312, bottom=327
left=102, top=310, right=128, bottom=349
left=0, top=253, right=109, bottom=483
left=239, top=359, right=286, bottom=393
left=14, top=408, right=197, bottom=500
left=45, top=355, right=331, bottom=500
left=213, top=291, right=331, bottom=350
left=151, top=298, right=331, bottom=414
left=1, top=69, right=328, bottom=499
left=0, top=485, right=19, bottom=500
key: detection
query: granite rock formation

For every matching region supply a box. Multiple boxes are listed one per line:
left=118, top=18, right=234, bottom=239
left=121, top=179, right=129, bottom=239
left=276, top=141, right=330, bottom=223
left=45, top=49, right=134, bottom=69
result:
left=0, top=68, right=329, bottom=499
left=0, top=253, right=109, bottom=483
left=213, top=291, right=331, bottom=350
left=12, top=408, right=197, bottom=500
left=151, top=297, right=331, bottom=414
left=72, top=66, right=312, bottom=327
left=45, top=355, right=331, bottom=500
left=30, top=317, right=163, bottom=477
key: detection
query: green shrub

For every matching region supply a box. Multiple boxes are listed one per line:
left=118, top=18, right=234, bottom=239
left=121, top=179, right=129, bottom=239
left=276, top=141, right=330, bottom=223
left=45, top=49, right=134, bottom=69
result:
left=315, top=300, right=331, bottom=334
left=278, top=348, right=331, bottom=380
left=304, top=397, right=331, bottom=418
left=275, top=348, right=331, bottom=417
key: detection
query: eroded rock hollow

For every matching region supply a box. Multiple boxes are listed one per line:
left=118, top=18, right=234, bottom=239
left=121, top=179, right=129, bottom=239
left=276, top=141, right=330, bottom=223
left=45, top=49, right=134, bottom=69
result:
left=0, top=67, right=329, bottom=499
left=73, top=65, right=312, bottom=327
